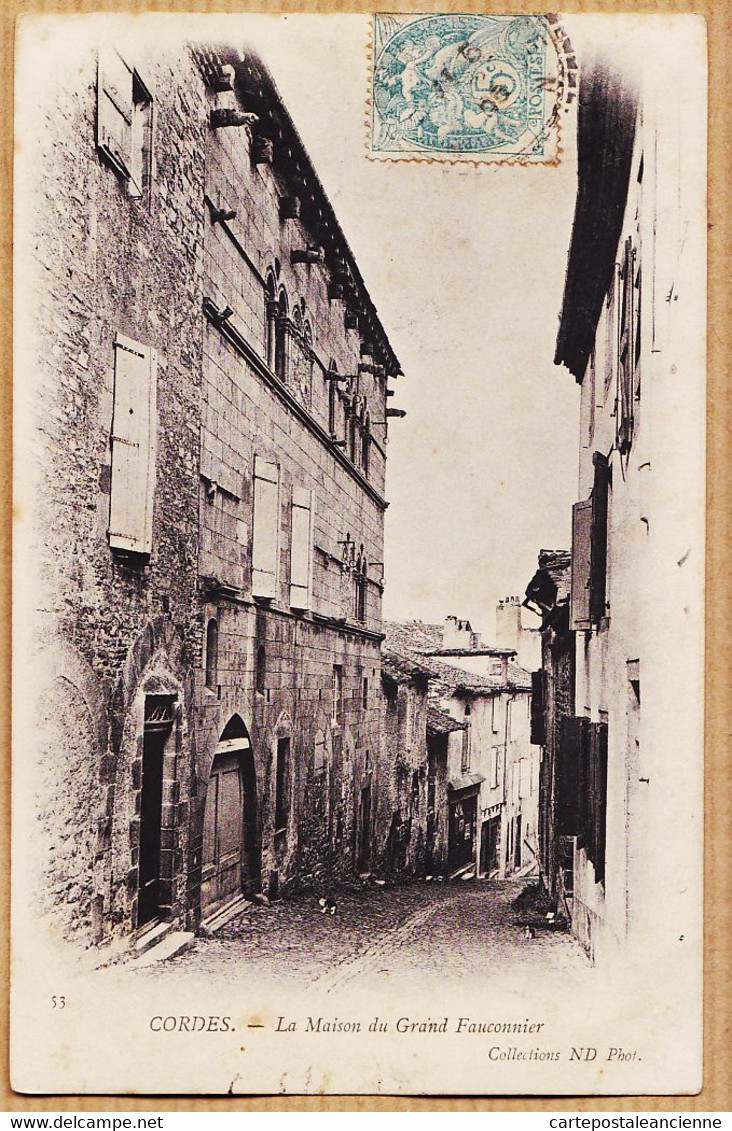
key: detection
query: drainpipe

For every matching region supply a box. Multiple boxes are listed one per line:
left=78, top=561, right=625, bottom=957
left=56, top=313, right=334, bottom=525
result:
left=501, top=692, right=517, bottom=876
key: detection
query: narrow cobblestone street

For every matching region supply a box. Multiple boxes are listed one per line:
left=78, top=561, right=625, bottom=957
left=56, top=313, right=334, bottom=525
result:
left=140, top=878, right=590, bottom=992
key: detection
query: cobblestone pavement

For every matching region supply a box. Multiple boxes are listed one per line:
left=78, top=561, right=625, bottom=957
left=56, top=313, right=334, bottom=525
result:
left=144, top=878, right=590, bottom=991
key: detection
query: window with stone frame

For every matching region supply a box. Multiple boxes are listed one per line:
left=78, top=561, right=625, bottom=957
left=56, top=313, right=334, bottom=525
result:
left=274, top=737, right=290, bottom=835
left=97, top=48, right=152, bottom=197
left=265, top=271, right=277, bottom=370
left=461, top=702, right=472, bottom=772
left=313, top=731, right=326, bottom=777
left=274, top=288, right=289, bottom=383
left=362, top=410, right=371, bottom=477
left=354, top=555, right=367, bottom=623
left=331, top=664, right=343, bottom=728
left=205, top=618, right=219, bottom=691
left=256, top=644, right=267, bottom=695
left=348, top=408, right=358, bottom=464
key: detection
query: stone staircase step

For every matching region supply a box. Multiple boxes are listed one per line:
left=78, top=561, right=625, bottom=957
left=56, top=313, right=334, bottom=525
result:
left=199, top=895, right=252, bottom=937
left=132, top=931, right=195, bottom=967
left=133, top=920, right=173, bottom=956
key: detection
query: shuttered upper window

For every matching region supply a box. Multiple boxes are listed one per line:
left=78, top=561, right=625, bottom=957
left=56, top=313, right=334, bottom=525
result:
left=289, top=486, right=313, bottom=609
left=251, top=457, right=280, bottom=599
left=97, top=48, right=152, bottom=197
left=570, top=499, right=592, bottom=630
left=108, top=334, right=157, bottom=555
left=570, top=454, right=611, bottom=631
left=589, top=453, right=611, bottom=625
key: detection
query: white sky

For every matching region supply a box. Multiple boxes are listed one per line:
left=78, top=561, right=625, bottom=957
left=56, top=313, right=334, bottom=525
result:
left=243, top=14, right=583, bottom=640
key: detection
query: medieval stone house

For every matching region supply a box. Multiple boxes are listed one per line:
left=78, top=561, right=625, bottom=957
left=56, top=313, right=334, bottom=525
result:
left=24, top=37, right=402, bottom=948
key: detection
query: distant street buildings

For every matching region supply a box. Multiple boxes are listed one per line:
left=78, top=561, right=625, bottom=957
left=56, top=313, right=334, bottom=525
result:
left=383, top=618, right=538, bottom=882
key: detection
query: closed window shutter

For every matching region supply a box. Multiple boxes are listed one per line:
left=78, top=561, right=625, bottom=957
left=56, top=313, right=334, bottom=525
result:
left=578, top=718, right=593, bottom=852
left=97, top=48, right=133, bottom=176
left=591, top=721, right=608, bottom=884
left=530, top=669, right=545, bottom=745
left=252, top=457, right=279, bottom=598
left=570, top=500, right=592, bottom=630
left=617, top=237, right=635, bottom=454
left=557, top=715, right=588, bottom=836
left=590, top=453, right=611, bottom=625
left=109, top=335, right=157, bottom=554
left=289, top=486, right=313, bottom=609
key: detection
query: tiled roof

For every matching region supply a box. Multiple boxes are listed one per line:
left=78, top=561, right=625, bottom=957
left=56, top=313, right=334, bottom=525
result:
left=384, top=620, right=443, bottom=654
left=384, top=621, right=532, bottom=697
left=427, top=706, right=467, bottom=735
left=507, top=661, right=533, bottom=692
left=423, top=647, right=516, bottom=658
left=381, top=649, right=435, bottom=686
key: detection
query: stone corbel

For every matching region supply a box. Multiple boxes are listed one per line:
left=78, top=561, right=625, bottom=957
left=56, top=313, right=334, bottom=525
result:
left=251, top=136, right=274, bottom=164
left=279, top=195, right=301, bottom=221
left=291, top=246, right=325, bottom=266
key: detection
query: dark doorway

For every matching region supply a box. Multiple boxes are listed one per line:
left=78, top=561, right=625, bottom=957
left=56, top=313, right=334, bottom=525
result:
left=357, top=782, right=372, bottom=873
left=201, top=717, right=258, bottom=917
left=138, top=695, right=175, bottom=927
left=448, top=792, right=477, bottom=873
left=480, top=815, right=500, bottom=876
left=514, top=812, right=523, bottom=871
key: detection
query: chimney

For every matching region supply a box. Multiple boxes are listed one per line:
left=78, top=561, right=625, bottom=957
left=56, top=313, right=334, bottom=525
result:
left=496, top=596, right=521, bottom=653
left=442, top=616, right=477, bottom=649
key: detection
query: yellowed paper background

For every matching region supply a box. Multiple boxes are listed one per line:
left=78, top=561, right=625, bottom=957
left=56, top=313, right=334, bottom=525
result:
left=2, top=0, right=729, bottom=1112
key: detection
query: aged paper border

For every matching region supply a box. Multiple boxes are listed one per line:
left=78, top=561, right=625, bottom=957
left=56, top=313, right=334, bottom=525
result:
left=1, top=0, right=728, bottom=1113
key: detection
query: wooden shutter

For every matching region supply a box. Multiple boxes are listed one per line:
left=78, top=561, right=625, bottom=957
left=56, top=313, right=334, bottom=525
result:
left=97, top=47, right=133, bottom=176
left=590, top=453, right=611, bottom=625
left=557, top=715, right=588, bottom=836
left=289, top=486, right=313, bottom=609
left=251, top=457, right=279, bottom=598
left=530, top=669, right=545, bottom=745
left=617, top=237, right=635, bottom=454
left=570, top=500, right=592, bottom=630
left=109, top=334, right=157, bottom=554
left=578, top=718, right=593, bottom=851
left=591, top=721, right=608, bottom=884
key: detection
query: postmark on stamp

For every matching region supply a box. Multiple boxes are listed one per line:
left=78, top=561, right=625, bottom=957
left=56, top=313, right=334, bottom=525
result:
left=369, top=13, right=575, bottom=164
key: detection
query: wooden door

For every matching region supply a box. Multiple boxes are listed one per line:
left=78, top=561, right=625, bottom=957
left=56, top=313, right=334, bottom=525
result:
left=138, top=726, right=166, bottom=927
left=448, top=794, right=477, bottom=872
left=201, top=752, right=245, bottom=915
left=357, top=782, right=372, bottom=873
left=480, top=817, right=500, bottom=876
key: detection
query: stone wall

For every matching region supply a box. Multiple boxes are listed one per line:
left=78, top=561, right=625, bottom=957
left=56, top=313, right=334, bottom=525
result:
left=27, top=40, right=208, bottom=943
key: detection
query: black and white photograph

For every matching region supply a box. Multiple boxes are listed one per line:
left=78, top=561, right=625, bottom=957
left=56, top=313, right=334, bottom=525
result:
left=11, top=10, right=706, bottom=1096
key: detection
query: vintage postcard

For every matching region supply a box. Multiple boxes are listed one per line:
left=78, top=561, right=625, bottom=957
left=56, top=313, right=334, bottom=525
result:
left=11, top=11, right=706, bottom=1096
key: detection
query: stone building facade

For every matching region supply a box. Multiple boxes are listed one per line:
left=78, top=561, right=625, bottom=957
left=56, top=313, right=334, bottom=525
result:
left=551, top=48, right=704, bottom=965
left=384, top=619, right=537, bottom=880
left=21, top=37, right=402, bottom=948
left=523, top=550, right=575, bottom=910
left=374, top=652, right=433, bottom=878
left=190, top=48, right=400, bottom=922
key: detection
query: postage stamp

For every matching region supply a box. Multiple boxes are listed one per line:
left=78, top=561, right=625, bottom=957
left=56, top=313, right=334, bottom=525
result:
left=369, top=13, right=575, bottom=164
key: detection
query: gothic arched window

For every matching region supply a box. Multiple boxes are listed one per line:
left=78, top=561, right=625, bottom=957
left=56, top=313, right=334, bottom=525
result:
left=205, top=618, right=219, bottom=691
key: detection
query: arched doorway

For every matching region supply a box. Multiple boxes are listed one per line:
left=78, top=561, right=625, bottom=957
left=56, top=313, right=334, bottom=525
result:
left=201, top=716, right=258, bottom=917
